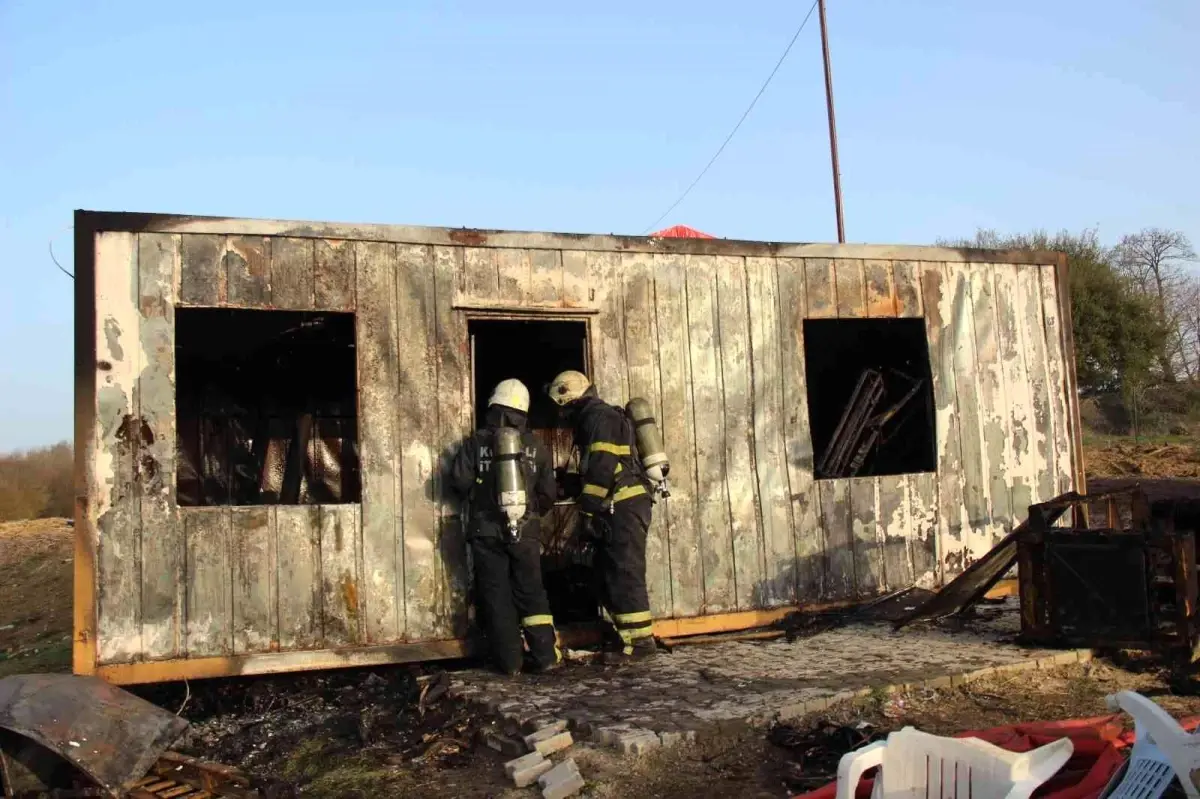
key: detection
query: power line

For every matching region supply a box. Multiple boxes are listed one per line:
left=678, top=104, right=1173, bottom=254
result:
left=642, top=0, right=820, bottom=235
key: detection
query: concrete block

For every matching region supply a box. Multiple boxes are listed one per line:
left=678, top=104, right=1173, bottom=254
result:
left=531, top=730, right=574, bottom=757
left=484, top=732, right=527, bottom=758
left=505, top=751, right=554, bottom=788
left=539, top=757, right=585, bottom=799
left=524, top=719, right=570, bottom=748
left=522, top=715, right=563, bottom=735
left=616, top=729, right=661, bottom=756
left=596, top=724, right=634, bottom=746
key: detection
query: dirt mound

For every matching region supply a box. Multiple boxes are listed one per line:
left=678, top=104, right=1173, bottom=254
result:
left=0, top=517, right=73, bottom=676
left=1085, top=440, right=1200, bottom=479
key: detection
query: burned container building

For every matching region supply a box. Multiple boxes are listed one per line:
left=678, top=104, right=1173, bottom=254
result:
left=73, top=210, right=1084, bottom=683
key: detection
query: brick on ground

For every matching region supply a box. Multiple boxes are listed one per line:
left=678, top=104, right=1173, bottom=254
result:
left=504, top=751, right=554, bottom=788
left=538, top=757, right=585, bottom=799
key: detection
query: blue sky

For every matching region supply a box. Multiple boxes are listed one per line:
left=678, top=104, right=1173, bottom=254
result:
left=2, top=0, right=1197, bottom=450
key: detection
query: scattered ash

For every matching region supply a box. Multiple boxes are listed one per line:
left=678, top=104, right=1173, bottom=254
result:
left=767, top=719, right=885, bottom=794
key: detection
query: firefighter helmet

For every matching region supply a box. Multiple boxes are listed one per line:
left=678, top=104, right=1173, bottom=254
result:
left=488, top=379, right=530, bottom=413
left=547, top=370, right=591, bottom=406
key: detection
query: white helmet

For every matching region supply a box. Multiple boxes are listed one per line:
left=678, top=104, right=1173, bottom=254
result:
left=547, top=370, right=591, bottom=406
left=488, top=379, right=530, bottom=413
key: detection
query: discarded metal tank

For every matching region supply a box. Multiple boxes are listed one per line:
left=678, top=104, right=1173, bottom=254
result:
left=626, top=397, right=670, bottom=497
left=494, top=427, right=527, bottom=538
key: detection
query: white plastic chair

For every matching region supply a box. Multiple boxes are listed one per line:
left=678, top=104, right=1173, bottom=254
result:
left=1103, top=690, right=1200, bottom=799
left=836, top=726, right=1074, bottom=799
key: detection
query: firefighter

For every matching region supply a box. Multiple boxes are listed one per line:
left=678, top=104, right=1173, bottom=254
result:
left=547, top=370, right=657, bottom=663
left=449, top=379, right=561, bottom=675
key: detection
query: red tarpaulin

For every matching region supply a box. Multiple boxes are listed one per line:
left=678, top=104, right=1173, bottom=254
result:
left=649, top=225, right=715, bottom=239
left=794, top=715, right=1200, bottom=799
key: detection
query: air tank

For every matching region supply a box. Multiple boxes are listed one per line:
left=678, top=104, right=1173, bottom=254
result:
left=494, top=427, right=527, bottom=537
left=626, top=398, right=670, bottom=492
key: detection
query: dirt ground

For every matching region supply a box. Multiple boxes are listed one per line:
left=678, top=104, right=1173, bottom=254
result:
left=0, top=517, right=73, bottom=678
left=1084, top=437, right=1200, bottom=479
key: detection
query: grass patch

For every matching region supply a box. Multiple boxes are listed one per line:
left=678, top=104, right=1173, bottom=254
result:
left=0, top=637, right=71, bottom=679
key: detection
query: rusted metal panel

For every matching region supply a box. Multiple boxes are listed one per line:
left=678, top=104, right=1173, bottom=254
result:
left=231, top=507, right=276, bottom=654
left=716, top=255, right=763, bottom=611
left=835, top=259, right=867, bottom=318
left=183, top=507, right=232, bottom=656
left=921, top=262, right=965, bottom=579
left=562, top=250, right=589, bottom=307
left=877, top=474, right=912, bottom=589
left=496, top=248, right=531, bottom=305
left=276, top=506, right=322, bottom=649
left=969, top=266, right=1013, bottom=544
left=777, top=257, right=823, bottom=600
left=908, top=472, right=939, bottom=587
left=432, top=245, right=471, bottom=637
left=314, top=239, right=355, bottom=311
left=320, top=504, right=362, bottom=645
left=818, top=479, right=854, bottom=599
left=622, top=253, right=671, bottom=617
left=747, top=256, right=797, bottom=608
left=800, top=258, right=832, bottom=318
left=354, top=241, right=402, bottom=643
left=863, top=259, right=898, bottom=318
left=893, top=261, right=923, bottom=318
left=94, top=231, right=142, bottom=665
left=136, top=233, right=183, bottom=660
left=530, top=248, right=563, bottom=305
left=395, top=243, right=440, bottom=640
left=179, top=233, right=224, bottom=306
left=224, top=235, right=270, bottom=308
left=850, top=477, right=883, bottom=596
left=463, top=247, right=499, bottom=301
left=653, top=253, right=703, bottom=618
left=994, top=265, right=1038, bottom=513
left=1019, top=265, right=1056, bottom=505
left=270, top=237, right=315, bottom=310
left=1040, top=265, right=1075, bottom=498
left=686, top=254, right=734, bottom=613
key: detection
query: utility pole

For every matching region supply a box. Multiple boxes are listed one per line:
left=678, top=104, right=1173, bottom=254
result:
left=818, top=0, right=846, bottom=243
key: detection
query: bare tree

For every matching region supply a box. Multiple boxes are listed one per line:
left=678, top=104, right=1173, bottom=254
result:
left=1114, top=228, right=1198, bottom=382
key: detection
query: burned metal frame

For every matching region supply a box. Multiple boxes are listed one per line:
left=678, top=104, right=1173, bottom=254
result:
left=816, top=366, right=925, bottom=480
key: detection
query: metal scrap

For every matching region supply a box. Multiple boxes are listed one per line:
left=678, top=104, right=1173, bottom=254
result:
left=816, top=367, right=924, bottom=479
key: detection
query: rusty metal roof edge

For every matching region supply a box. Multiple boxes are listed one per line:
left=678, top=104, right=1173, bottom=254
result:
left=74, top=210, right=1063, bottom=265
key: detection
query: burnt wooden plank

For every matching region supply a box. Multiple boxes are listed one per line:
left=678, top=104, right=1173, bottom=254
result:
left=835, top=259, right=867, bottom=318
left=271, top=237, right=314, bottom=310
left=969, top=266, right=1012, bottom=543
left=946, top=263, right=992, bottom=563
left=1040, top=266, right=1075, bottom=497
left=922, top=263, right=964, bottom=581
left=908, top=472, right=939, bottom=587
left=893, top=261, right=923, bottom=318
left=994, top=265, right=1037, bottom=516
left=231, top=507, right=275, bottom=654
left=95, top=231, right=142, bottom=664
left=395, top=243, right=441, bottom=639
left=320, top=505, right=362, bottom=645
left=137, top=232, right=183, bottom=660
left=804, top=258, right=837, bottom=318
left=716, top=255, right=762, bottom=611
left=850, top=478, right=883, bottom=596
left=276, top=506, right=322, bottom=649
left=497, top=248, right=531, bottom=305
left=184, top=508, right=232, bottom=656
left=179, top=233, right=225, bottom=306
left=355, top=241, right=402, bottom=642
left=819, top=480, right=855, bottom=600
left=463, top=247, right=498, bottom=301
left=562, top=250, right=589, bottom=308
left=225, top=236, right=271, bottom=307
left=588, top=251, right=628, bottom=402
left=433, top=245, right=471, bottom=637
left=1018, top=266, right=1056, bottom=505
left=747, top=256, right=795, bottom=608
left=686, top=254, right=734, bottom=612
left=314, top=239, right=355, bottom=311
left=623, top=252, right=671, bottom=617
left=864, top=259, right=898, bottom=318
left=877, top=475, right=912, bottom=590
left=776, top=257, right=822, bottom=601
left=530, top=249, right=563, bottom=305
left=653, top=253, right=702, bottom=617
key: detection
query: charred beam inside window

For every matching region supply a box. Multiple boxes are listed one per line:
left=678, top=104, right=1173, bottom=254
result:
left=804, top=318, right=937, bottom=479
left=175, top=308, right=360, bottom=507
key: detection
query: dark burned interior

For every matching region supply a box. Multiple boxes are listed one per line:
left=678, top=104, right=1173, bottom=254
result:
left=176, top=308, right=361, bottom=507
left=468, top=318, right=599, bottom=623
left=804, top=318, right=937, bottom=479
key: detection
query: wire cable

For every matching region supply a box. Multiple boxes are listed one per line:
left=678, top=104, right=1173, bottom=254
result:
left=642, top=0, right=820, bottom=235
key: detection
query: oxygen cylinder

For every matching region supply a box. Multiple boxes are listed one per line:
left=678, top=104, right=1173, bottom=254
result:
left=494, top=427, right=527, bottom=537
left=626, top=398, right=670, bottom=492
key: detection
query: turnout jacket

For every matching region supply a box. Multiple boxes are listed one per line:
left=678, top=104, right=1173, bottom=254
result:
left=573, top=396, right=648, bottom=516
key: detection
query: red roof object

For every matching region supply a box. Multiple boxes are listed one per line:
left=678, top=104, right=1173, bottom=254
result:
left=649, top=225, right=715, bottom=239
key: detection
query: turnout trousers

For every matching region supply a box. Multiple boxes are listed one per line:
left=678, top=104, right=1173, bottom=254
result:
left=470, top=532, right=559, bottom=674
left=593, top=495, right=655, bottom=653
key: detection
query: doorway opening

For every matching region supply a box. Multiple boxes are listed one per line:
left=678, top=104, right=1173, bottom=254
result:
left=467, top=317, right=598, bottom=623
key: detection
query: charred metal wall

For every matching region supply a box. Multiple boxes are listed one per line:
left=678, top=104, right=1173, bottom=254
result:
left=74, top=210, right=1083, bottom=681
